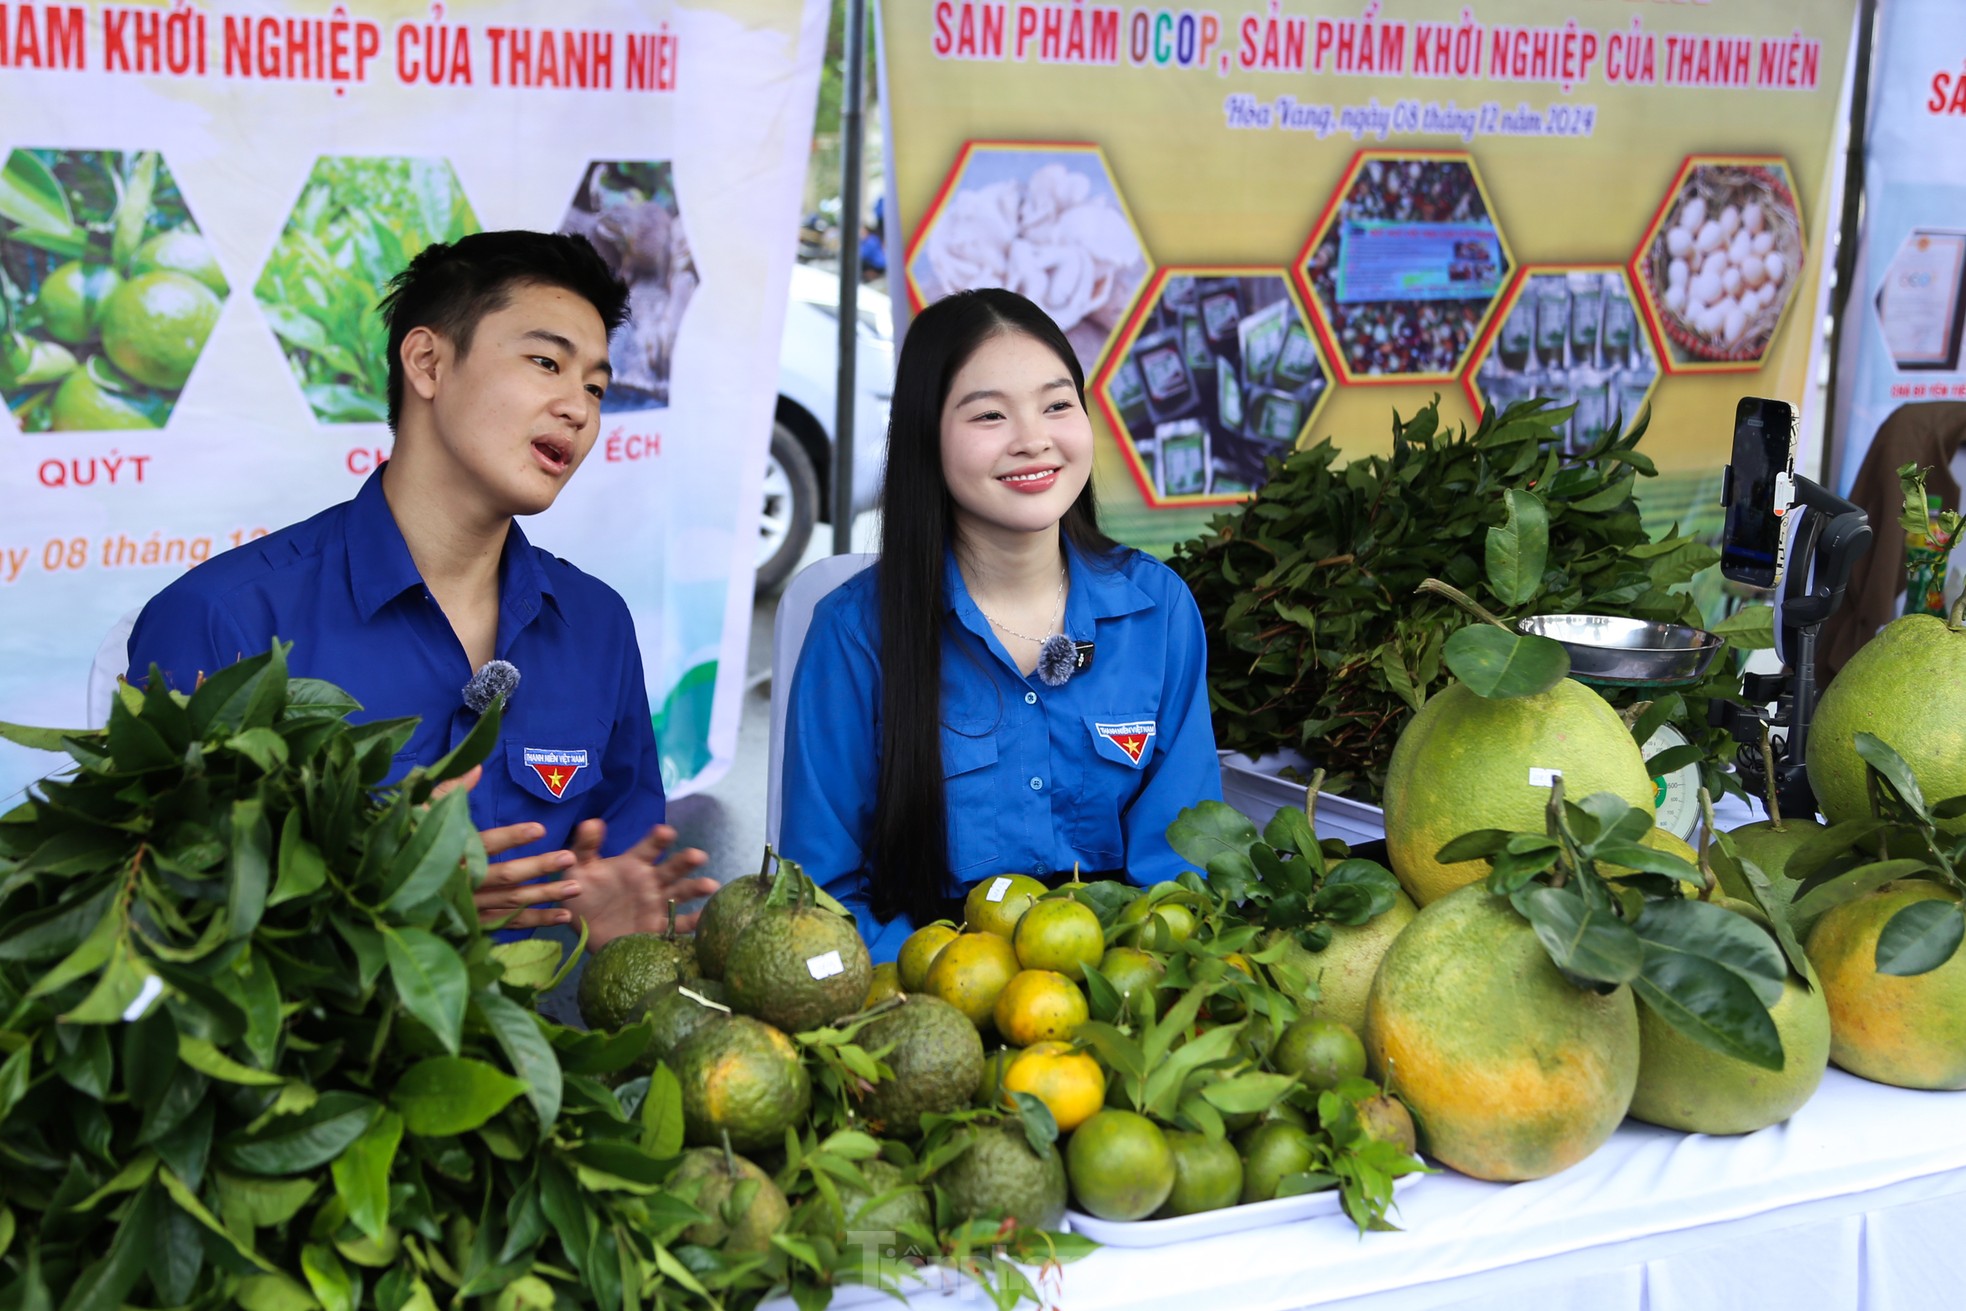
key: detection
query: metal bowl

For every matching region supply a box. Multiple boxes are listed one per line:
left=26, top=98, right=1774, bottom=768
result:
left=1515, top=614, right=1724, bottom=688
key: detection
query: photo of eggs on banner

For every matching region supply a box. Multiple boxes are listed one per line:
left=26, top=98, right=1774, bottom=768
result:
left=1469, top=266, right=1660, bottom=458
left=1636, top=157, right=1805, bottom=371
left=1097, top=269, right=1329, bottom=506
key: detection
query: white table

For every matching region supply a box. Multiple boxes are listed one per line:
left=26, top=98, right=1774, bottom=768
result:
left=1043, top=1071, right=1966, bottom=1311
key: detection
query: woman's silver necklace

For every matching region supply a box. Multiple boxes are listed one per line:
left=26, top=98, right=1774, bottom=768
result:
left=978, top=569, right=1079, bottom=687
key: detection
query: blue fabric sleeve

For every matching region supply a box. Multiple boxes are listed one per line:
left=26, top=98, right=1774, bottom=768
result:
left=126, top=586, right=256, bottom=693
left=1121, top=572, right=1223, bottom=884
left=779, top=588, right=917, bottom=963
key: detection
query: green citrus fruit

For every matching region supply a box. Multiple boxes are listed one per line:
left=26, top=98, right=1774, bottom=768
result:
left=100, top=270, right=221, bottom=391
left=924, top=931, right=1020, bottom=1030
left=1236, top=1120, right=1318, bottom=1204
left=693, top=874, right=771, bottom=980
left=852, top=995, right=985, bottom=1137
left=132, top=227, right=228, bottom=296
left=1272, top=1016, right=1367, bottom=1093
left=1808, top=613, right=1966, bottom=835
left=1267, top=892, right=1418, bottom=1039
left=964, top=874, right=1048, bottom=937
left=1365, top=883, right=1639, bottom=1181
left=936, top=1120, right=1068, bottom=1230
left=1095, top=947, right=1165, bottom=1021
left=577, top=932, right=700, bottom=1033
left=1002, top=1040, right=1104, bottom=1132
left=865, top=961, right=902, bottom=1006
left=1153, top=1130, right=1243, bottom=1217
left=634, top=978, right=731, bottom=1070
left=898, top=921, right=960, bottom=992
left=671, top=1014, right=811, bottom=1152
left=993, top=969, right=1089, bottom=1047
left=1117, top=894, right=1196, bottom=950
left=1384, top=679, right=1655, bottom=905
left=667, top=1147, right=789, bottom=1253
left=1013, top=898, right=1104, bottom=980
left=1357, top=1093, right=1418, bottom=1156
left=1805, top=880, right=1966, bottom=1089
left=1631, top=901, right=1829, bottom=1133
left=36, top=261, right=122, bottom=343
left=1065, top=1109, right=1176, bottom=1221
left=50, top=369, right=156, bottom=431
left=724, top=900, right=872, bottom=1033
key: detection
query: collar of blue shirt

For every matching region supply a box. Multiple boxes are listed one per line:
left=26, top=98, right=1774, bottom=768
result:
left=340, top=466, right=559, bottom=642
left=942, top=539, right=1154, bottom=643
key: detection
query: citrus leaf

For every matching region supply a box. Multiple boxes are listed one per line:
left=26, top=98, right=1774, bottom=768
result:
left=1009, top=1091, right=1058, bottom=1156
left=1632, top=895, right=1787, bottom=1010
left=1443, top=626, right=1570, bottom=700
left=269, top=810, right=327, bottom=908
left=1709, top=604, right=1776, bottom=650
left=227, top=797, right=272, bottom=941
left=1484, top=488, right=1548, bottom=607
left=178, top=1035, right=283, bottom=1086
left=111, top=152, right=158, bottom=271
left=329, top=1110, right=401, bottom=1241
left=1854, top=732, right=1927, bottom=817
left=59, top=1180, right=160, bottom=1311
left=474, top=989, right=562, bottom=1129
left=391, top=1057, right=527, bottom=1137
left=1632, top=954, right=1783, bottom=1072
left=381, top=787, right=473, bottom=911
left=218, top=1092, right=379, bottom=1175
left=382, top=926, right=466, bottom=1055
left=1434, top=829, right=1513, bottom=864
left=1165, top=801, right=1261, bottom=872
left=1517, top=885, right=1641, bottom=986
left=0, top=150, right=75, bottom=235
left=1875, top=898, right=1966, bottom=977
left=1789, top=859, right=1931, bottom=926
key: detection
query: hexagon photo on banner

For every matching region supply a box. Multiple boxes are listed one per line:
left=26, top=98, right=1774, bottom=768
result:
left=0, top=148, right=228, bottom=432
left=254, top=156, right=480, bottom=424
left=904, top=141, right=1149, bottom=377
left=1094, top=266, right=1330, bottom=508
left=556, top=160, right=697, bottom=412
left=1466, top=265, right=1661, bottom=456
left=1293, top=150, right=1512, bottom=385
left=1629, top=154, right=1804, bottom=374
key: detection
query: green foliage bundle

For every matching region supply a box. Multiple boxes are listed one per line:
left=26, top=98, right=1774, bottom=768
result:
left=0, top=647, right=1075, bottom=1311
left=1169, top=399, right=1771, bottom=802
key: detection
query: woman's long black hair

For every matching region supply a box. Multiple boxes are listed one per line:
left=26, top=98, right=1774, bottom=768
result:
left=867, top=289, right=1119, bottom=927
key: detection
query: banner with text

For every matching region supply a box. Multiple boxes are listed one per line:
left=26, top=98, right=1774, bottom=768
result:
left=1831, top=0, right=1966, bottom=590
left=880, top=0, right=1860, bottom=566
left=0, top=0, right=826, bottom=804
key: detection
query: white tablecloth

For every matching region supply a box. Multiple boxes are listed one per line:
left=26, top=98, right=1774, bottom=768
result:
left=795, top=1071, right=1966, bottom=1311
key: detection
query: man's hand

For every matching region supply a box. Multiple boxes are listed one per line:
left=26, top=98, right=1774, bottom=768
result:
left=565, top=818, right=719, bottom=947
left=435, top=767, right=583, bottom=931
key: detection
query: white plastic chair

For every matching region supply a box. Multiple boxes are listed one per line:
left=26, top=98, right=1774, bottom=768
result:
left=86, top=606, right=144, bottom=728
left=766, top=552, right=875, bottom=846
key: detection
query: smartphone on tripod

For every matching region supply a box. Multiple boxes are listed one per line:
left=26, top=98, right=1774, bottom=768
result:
left=1719, top=397, right=1796, bottom=588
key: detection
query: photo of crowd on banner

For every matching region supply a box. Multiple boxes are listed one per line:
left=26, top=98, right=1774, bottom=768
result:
left=1303, top=156, right=1508, bottom=378
left=1475, top=269, right=1659, bottom=455
left=1105, top=273, right=1327, bottom=500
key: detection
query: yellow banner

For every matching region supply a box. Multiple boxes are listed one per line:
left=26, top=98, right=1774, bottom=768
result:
left=880, top=1, right=1860, bottom=553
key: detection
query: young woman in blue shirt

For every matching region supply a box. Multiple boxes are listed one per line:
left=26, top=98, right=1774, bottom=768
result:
left=780, top=289, right=1222, bottom=962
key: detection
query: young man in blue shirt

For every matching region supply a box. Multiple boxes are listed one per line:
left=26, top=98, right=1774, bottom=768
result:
left=127, top=231, right=717, bottom=945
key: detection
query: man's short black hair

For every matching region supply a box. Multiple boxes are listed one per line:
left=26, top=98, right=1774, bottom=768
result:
left=377, top=230, right=631, bottom=432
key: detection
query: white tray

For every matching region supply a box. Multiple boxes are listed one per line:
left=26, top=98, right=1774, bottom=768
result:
left=1065, top=1172, right=1420, bottom=1248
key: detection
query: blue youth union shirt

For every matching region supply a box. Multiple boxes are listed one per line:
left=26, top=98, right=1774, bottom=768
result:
left=779, top=543, right=1223, bottom=963
left=125, top=468, right=668, bottom=912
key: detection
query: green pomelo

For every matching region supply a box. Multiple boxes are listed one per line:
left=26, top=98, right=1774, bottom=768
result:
left=100, top=270, right=220, bottom=391
left=667, top=1147, right=789, bottom=1253
left=1265, top=892, right=1418, bottom=1038
left=1153, top=1129, right=1242, bottom=1218
left=1365, top=884, right=1639, bottom=1181
left=671, top=1014, right=811, bottom=1152
left=1724, top=819, right=1829, bottom=919
left=694, top=874, right=771, bottom=980
left=853, top=995, right=985, bottom=1136
left=1808, top=611, right=1966, bottom=834
left=577, top=933, right=700, bottom=1033
left=1384, top=679, right=1655, bottom=906
left=1805, top=880, right=1966, bottom=1090
left=1630, top=902, right=1830, bottom=1134
left=132, top=228, right=229, bottom=296
left=724, top=901, right=871, bottom=1033
left=36, top=261, right=122, bottom=343
left=936, top=1121, right=1068, bottom=1230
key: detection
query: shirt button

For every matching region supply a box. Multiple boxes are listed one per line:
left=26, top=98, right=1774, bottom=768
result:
left=1030, top=777, right=1043, bottom=791
left=1025, top=691, right=1038, bottom=705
